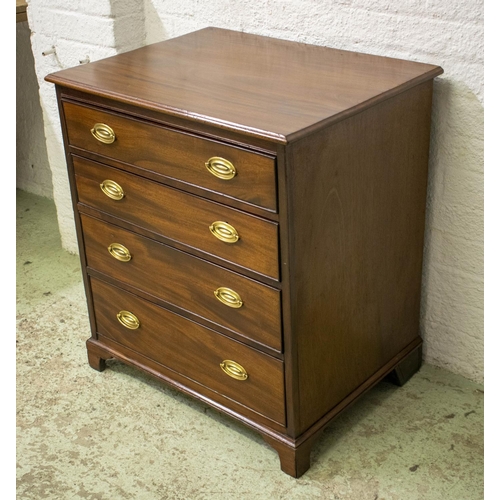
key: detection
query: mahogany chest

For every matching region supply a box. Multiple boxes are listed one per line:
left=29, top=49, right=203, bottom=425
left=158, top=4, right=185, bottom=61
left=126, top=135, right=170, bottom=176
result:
left=46, top=27, right=443, bottom=477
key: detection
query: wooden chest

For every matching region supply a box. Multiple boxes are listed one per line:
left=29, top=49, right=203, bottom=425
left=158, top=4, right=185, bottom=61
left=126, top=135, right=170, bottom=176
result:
left=46, top=27, right=443, bottom=477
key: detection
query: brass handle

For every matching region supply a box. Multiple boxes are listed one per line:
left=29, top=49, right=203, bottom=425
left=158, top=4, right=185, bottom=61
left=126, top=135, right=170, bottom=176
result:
left=205, top=157, right=236, bottom=180
left=116, top=310, right=140, bottom=330
left=220, top=360, right=248, bottom=381
left=100, top=179, right=125, bottom=200
left=209, top=221, right=239, bottom=243
left=108, top=243, right=132, bottom=262
left=214, top=287, right=243, bottom=309
left=91, top=123, right=116, bottom=144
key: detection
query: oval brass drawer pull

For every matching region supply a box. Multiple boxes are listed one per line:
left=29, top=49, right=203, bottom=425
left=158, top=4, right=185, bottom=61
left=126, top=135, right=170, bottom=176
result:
left=214, top=287, right=243, bottom=308
left=100, top=179, right=125, bottom=200
left=209, top=221, right=239, bottom=243
left=220, top=360, right=248, bottom=381
left=91, top=123, right=116, bottom=144
left=108, top=243, right=132, bottom=262
left=116, top=310, right=140, bottom=330
left=205, top=157, right=236, bottom=180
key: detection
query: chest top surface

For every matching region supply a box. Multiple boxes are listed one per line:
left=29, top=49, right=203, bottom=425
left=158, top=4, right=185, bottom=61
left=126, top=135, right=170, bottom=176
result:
left=46, top=27, right=443, bottom=142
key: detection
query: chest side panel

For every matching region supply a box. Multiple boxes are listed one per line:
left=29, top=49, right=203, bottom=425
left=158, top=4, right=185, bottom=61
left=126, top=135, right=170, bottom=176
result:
left=287, top=81, right=434, bottom=434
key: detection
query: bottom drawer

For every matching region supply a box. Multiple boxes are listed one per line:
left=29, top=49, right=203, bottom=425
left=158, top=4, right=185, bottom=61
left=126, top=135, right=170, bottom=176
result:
left=90, top=278, right=286, bottom=425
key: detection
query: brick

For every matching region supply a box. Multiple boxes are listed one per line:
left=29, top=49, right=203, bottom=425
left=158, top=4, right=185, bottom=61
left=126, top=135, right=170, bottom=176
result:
left=423, top=262, right=483, bottom=312
left=422, top=321, right=483, bottom=383
left=425, top=0, right=483, bottom=22
left=425, top=229, right=483, bottom=277
left=351, top=0, right=427, bottom=17
left=148, top=0, right=198, bottom=18
left=31, top=8, right=115, bottom=46
left=115, top=13, right=147, bottom=52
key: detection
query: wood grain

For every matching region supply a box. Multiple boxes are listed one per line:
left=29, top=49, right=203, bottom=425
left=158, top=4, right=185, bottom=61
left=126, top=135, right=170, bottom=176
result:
left=285, top=81, right=434, bottom=434
left=87, top=337, right=288, bottom=433
left=64, top=101, right=277, bottom=212
left=73, top=155, right=280, bottom=280
left=80, top=214, right=282, bottom=352
left=46, top=27, right=442, bottom=143
left=46, top=27, right=443, bottom=477
left=60, top=87, right=280, bottom=155
left=262, top=435, right=315, bottom=478
left=91, top=277, right=286, bottom=425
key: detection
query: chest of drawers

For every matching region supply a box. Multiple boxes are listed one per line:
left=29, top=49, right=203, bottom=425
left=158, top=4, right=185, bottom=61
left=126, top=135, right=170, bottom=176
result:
left=46, top=27, right=443, bottom=477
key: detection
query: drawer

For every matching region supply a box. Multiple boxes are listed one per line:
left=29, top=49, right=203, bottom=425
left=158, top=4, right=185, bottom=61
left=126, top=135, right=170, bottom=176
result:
left=63, top=101, right=277, bottom=212
left=81, top=214, right=282, bottom=351
left=74, top=156, right=280, bottom=280
left=91, top=278, right=286, bottom=425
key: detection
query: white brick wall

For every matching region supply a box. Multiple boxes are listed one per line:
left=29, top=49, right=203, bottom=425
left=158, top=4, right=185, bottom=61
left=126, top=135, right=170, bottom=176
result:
left=27, top=0, right=146, bottom=253
left=26, top=0, right=484, bottom=382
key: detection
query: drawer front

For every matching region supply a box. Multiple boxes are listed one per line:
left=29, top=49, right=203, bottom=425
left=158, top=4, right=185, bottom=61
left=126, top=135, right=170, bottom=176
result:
left=74, top=156, right=280, bottom=280
left=91, top=278, right=286, bottom=425
left=81, top=215, right=282, bottom=351
left=63, top=101, right=277, bottom=211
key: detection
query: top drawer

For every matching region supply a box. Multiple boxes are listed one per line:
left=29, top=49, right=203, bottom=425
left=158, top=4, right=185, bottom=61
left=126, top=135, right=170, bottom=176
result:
left=62, top=101, right=277, bottom=212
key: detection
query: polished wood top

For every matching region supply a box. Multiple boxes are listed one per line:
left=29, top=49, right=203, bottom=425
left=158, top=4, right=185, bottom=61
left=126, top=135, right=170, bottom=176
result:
left=46, top=27, right=443, bottom=143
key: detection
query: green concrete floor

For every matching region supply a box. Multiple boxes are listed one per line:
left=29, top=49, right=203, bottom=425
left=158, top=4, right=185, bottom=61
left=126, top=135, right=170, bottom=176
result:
left=16, top=189, right=484, bottom=500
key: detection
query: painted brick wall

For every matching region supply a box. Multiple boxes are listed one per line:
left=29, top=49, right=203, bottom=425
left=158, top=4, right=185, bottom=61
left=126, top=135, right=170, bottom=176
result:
left=27, top=0, right=484, bottom=382
left=26, top=0, right=146, bottom=253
